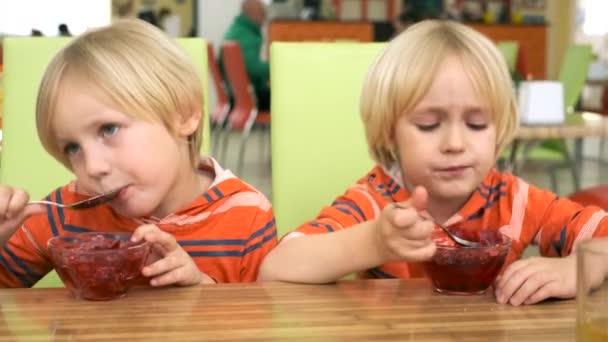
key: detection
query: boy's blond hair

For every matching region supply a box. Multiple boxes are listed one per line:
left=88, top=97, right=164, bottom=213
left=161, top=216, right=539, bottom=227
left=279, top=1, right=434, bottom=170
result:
left=360, top=20, right=518, bottom=167
left=36, top=19, right=203, bottom=168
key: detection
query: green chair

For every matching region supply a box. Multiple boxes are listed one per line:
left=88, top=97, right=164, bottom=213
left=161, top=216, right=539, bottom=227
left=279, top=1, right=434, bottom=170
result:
left=497, top=41, right=518, bottom=73
left=1, top=37, right=209, bottom=287
left=517, top=44, right=592, bottom=192
left=270, top=42, right=383, bottom=238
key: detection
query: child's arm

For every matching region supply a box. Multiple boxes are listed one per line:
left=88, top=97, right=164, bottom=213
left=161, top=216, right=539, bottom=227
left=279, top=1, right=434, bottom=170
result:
left=257, top=187, right=435, bottom=283
left=239, top=207, right=278, bottom=282
left=495, top=185, right=608, bottom=305
left=0, top=186, right=45, bottom=246
left=0, top=186, right=51, bottom=288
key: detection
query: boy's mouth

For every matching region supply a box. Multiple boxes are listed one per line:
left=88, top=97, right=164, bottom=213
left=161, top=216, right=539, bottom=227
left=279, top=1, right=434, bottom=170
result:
left=435, top=165, right=470, bottom=177
left=440, top=165, right=468, bottom=171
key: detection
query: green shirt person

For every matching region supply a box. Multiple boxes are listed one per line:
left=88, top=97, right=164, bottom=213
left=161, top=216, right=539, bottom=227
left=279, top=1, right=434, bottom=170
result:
left=222, top=0, right=270, bottom=110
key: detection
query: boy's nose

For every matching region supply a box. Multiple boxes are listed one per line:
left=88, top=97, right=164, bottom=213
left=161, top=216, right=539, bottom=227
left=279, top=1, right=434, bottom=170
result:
left=83, top=150, right=111, bottom=178
left=441, top=126, right=465, bottom=153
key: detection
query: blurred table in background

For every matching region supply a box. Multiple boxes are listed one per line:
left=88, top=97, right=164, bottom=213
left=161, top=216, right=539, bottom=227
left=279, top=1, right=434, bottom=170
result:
left=507, top=111, right=608, bottom=183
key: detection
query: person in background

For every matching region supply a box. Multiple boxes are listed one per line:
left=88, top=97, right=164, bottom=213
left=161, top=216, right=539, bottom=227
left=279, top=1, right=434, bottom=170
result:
left=257, top=20, right=608, bottom=306
left=0, top=19, right=277, bottom=288
left=222, top=0, right=270, bottom=111
left=392, top=7, right=420, bottom=36
left=58, top=23, right=71, bottom=37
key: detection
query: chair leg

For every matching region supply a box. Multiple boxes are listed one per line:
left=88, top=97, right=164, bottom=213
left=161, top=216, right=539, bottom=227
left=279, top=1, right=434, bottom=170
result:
left=211, top=125, right=223, bottom=157
left=549, top=167, right=559, bottom=193
left=600, top=137, right=606, bottom=161
left=562, top=141, right=581, bottom=191
left=258, top=125, right=265, bottom=163
left=236, top=122, right=255, bottom=176
left=220, top=124, right=232, bottom=165
left=266, top=125, right=271, bottom=167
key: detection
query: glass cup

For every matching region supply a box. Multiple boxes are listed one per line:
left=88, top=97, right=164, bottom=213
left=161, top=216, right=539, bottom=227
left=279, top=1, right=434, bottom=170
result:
left=577, top=239, right=608, bottom=341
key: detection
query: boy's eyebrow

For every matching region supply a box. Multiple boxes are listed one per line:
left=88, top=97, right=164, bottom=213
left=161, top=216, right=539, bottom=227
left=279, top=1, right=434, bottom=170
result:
left=414, top=105, right=487, bottom=114
left=54, top=118, right=109, bottom=143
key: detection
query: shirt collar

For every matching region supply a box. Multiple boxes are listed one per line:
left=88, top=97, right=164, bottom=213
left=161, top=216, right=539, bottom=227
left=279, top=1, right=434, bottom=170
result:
left=371, top=164, right=504, bottom=226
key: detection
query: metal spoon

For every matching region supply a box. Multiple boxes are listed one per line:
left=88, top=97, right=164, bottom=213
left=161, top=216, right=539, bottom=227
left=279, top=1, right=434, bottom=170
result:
left=29, top=186, right=126, bottom=210
left=373, top=185, right=481, bottom=248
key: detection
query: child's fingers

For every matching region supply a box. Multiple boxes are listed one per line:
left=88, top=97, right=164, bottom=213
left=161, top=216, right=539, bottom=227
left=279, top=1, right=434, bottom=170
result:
left=389, top=207, right=419, bottom=230
left=0, top=187, right=26, bottom=219
left=495, top=258, right=532, bottom=291
left=142, top=252, right=186, bottom=278
left=507, top=271, right=551, bottom=306
left=389, top=236, right=436, bottom=262
left=131, top=225, right=178, bottom=254
left=23, top=203, right=46, bottom=216
left=496, top=262, right=539, bottom=304
left=0, top=187, right=13, bottom=218
left=131, top=224, right=160, bottom=242
left=5, top=190, right=29, bottom=219
left=523, top=280, right=560, bottom=305
left=410, top=186, right=428, bottom=211
left=149, top=266, right=197, bottom=287
left=142, top=229, right=179, bottom=253
left=408, top=240, right=436, bottom=262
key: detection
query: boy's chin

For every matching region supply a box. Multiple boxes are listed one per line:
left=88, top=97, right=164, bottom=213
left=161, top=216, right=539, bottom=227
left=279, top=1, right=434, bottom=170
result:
left=110, top=204, right=154, bottom=219
left=429, top=183, right=478, bottom=200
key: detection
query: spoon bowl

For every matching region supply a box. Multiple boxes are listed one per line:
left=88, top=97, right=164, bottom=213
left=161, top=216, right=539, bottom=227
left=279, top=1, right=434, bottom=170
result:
left=30, top=186, right=126, bottom=210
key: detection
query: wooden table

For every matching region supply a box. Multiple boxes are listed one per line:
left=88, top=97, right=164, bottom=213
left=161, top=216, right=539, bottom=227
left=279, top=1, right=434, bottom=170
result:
left=514, top=111, right=608, bottom=140
left=507, top=111, right=608, bottom=189
left=0, top=279, right=576, bottom=341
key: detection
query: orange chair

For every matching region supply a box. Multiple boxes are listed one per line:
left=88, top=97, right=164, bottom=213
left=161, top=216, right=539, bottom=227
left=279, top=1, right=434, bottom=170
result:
left=220, top=41, right=270, bottom=175
left=207, top=43, right=231, bottom=155
left=516, top=42, right=530, bottom=80
left=568, top=185, right=608, bottom=210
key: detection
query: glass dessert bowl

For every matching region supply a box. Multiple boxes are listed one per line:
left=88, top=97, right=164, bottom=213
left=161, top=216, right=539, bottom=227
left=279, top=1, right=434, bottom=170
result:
left=47, top=232, right=150, bottom=301
left=422, top=228, right=512, bottom=295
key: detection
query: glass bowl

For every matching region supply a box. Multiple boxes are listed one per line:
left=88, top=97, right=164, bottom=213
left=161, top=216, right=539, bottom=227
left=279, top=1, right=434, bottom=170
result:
left=422, top=228, right=512, bottom=295
left=47, top=232, right=150, bottom=301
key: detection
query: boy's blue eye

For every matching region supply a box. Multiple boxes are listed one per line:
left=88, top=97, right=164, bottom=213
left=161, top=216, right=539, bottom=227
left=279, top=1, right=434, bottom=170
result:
left=416, top=123, right=440, bottom=131
left=101, top=124, right=119, bottom=137
left=63, top=143, right=80, bottom=156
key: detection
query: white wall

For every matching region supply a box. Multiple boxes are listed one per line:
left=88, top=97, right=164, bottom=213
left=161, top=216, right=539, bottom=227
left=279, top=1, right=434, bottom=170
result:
left=0, top=0, right=111, bottom=36
left=198, top=0, right=242, bottom=113
left=199, top=0, right=242, bottom=51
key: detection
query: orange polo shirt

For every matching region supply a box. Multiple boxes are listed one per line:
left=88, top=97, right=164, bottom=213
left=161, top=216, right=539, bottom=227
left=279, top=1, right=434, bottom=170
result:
left=0, top=157, right=277, bottom=287
left=288, top=166, right=608, bottom=279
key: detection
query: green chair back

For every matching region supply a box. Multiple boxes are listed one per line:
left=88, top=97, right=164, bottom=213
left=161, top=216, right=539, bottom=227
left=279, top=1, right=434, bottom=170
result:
left=536, top=44, right=592, bottom=154
left=559, top=44, right=593, bottom=112
left=271, top=42, right=383, bottom=238
left=497, top=41, right=518, bottom=72
left=1, top=37, right=209, bottom=287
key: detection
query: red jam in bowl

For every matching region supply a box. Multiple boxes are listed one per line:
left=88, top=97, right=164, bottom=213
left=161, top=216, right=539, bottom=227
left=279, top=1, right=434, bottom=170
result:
left=48, top=232, right=150, bottom=301
left=422, top=228, right=511, bottom=295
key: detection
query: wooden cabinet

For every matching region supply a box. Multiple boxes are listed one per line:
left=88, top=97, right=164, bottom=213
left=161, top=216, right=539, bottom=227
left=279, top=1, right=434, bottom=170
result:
left=268, top=21, right=547, bottom=79
left=468, top=24, right=548, bottom=79
left=269, top=21, right=374, bottom=43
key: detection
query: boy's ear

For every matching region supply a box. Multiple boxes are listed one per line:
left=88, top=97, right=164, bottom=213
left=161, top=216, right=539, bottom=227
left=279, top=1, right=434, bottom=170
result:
left=177, top=111, right=202, bottom=136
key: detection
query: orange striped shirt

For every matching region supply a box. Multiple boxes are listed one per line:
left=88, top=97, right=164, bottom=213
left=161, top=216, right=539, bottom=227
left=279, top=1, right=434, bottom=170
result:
left=0, top=158, right=277, bottom=287
left=289, top=166, right=608, bottom=279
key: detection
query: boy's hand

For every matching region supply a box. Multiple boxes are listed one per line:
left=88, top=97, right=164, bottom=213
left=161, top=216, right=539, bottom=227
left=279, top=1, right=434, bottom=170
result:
left=131, top=225, right=215, bottom=287
left=0, top=186, right=45, bottom=244
left=494, top=255, right=576, bottom=306
left=375, top=186, right=436, bottom=263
